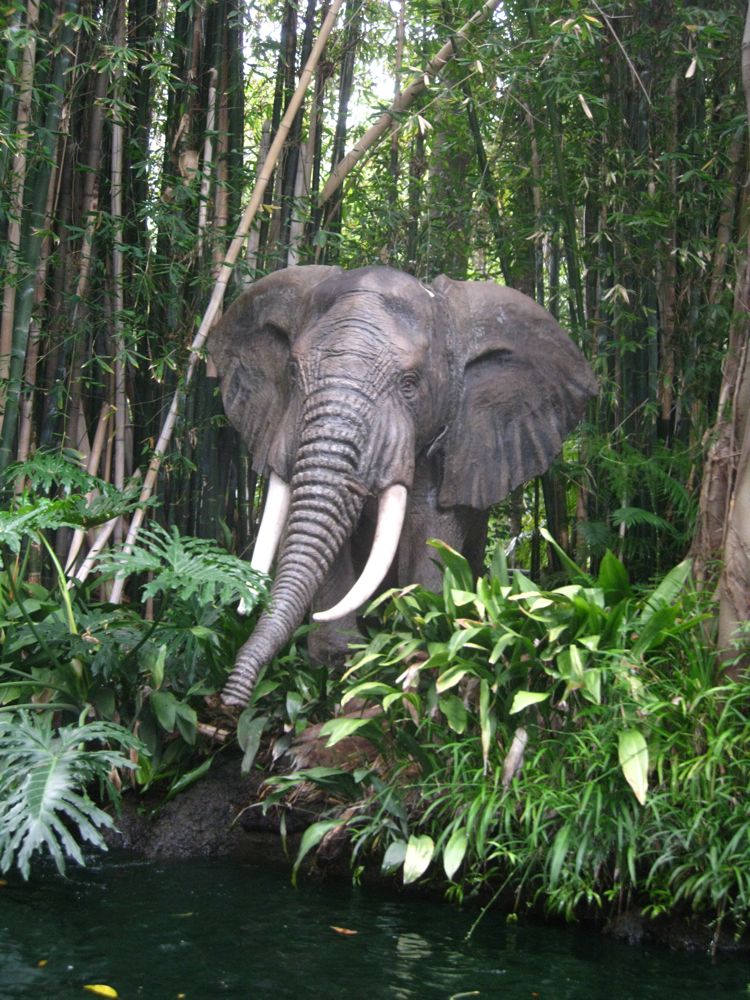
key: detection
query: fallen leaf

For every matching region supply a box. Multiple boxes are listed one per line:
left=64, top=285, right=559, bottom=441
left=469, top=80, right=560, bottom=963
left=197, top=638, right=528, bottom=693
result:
left=330, top=925, right=358, bottom=936
left=37, top=959, right=48, bottom=968
left=83, top=986, right=119, bottom=998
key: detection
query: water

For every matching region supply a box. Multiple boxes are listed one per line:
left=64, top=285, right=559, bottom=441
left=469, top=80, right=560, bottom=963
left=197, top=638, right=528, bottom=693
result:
left=0, top=855, right=747, bottom=999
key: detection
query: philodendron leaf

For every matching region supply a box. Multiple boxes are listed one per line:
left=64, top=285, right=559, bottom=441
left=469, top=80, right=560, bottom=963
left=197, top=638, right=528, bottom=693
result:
left=618, top=728, right=649, bottom=805
left=442, top=828, right=468, bottom=880
left=510, top=690, right=550, bottom=714
left=403, top=834, right=434, bottom=884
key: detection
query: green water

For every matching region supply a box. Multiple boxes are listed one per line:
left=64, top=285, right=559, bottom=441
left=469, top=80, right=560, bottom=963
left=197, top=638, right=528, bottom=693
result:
left=0, top=855, right=747, bottom=999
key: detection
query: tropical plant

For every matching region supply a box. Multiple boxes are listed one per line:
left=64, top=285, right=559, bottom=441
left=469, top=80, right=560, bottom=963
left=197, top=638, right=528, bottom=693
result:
left=262, top=540, right=750, bottom=935
left=0, top=710, right=142, bottom=879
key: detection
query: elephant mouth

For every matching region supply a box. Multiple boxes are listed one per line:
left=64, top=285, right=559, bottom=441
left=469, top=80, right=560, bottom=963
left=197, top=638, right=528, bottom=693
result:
left=250, top=471, right=408, bottom=620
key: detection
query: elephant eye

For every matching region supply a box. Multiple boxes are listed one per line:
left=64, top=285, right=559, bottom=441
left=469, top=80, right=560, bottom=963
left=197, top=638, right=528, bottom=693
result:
left=400, top=371, right=420, bottom=398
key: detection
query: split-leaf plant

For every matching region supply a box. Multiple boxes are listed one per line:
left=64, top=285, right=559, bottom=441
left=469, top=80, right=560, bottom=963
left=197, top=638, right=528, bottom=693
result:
left=0, top=450, right=270, bottom=877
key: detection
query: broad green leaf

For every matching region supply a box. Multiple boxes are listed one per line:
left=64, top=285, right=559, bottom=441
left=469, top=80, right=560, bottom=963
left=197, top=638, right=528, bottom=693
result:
left=403, top=833, right=434, bottom=884
left=489, top=631, right=517, bottom=664
left=381, top=839, right=407, bottom=873
left=582, top=668, right=602, bottom=705
left=286, top=690, right=303, bottom=725
left=174, top=701, right=197, bottom=745
left=597, top=550, right=631, bottom=605
left=435, top=664, right=469, bottom=693
left=548, top=824, right=570, bottom=886
left=479, top=679, right=492, bottom=770
left=451, top=589, right=478, bottom=607
left=539, top=527, right=593, bottom=585
left=150, top=644, right=167, bottom=690
left=442, top=828, right=468, bottom=880
left=428, top=539, right=473, bottom=589
left=237, top=714, right=268, bottom=773
left=166, top=756, right=212, bottom=800
left=149, top=690, right=177, bottom=732
left=439, top=694, right=467, bottom=734
left=510, top=690, right=550, bottom=714
left=292, top=820, right=345, bottom=884
left=618, top=728, right=649, bottom=805
left=489, top=542, right=510, bottom=586
left=319, top=716, right=375, bottom=747
left=341, top=682, right=395, bottom=706
left=640, top=558, right=692, bottom=623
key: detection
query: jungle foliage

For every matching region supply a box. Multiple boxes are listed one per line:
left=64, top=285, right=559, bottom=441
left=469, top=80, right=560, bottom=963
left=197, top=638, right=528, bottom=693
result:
left=0, top=0, right=749, bottom=917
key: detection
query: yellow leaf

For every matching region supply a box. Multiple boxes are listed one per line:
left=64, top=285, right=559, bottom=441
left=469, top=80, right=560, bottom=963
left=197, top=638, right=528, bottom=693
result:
left=37, top=959, right=48, bottom=968
left=330, top=925, right=358, bottom=935
left=84, top=986, right=119, bottom=998
left=578, top=93, right=594, bottom=120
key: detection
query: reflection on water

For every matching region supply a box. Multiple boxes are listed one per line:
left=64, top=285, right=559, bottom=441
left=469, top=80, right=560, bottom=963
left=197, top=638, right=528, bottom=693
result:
left=0, top=855, right=748, bottom=999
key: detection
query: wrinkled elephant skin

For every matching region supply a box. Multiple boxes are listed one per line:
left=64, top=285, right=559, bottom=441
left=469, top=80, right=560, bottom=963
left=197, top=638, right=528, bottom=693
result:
left=208, top=265, right=597, bottom=706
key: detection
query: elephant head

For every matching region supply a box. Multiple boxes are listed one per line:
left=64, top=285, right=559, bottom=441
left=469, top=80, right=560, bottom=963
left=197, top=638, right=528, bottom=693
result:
left=208, top=265, right=597, bottom=707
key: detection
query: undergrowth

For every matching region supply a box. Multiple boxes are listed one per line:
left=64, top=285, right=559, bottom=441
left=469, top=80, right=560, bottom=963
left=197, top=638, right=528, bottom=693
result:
left=264, top=538, right=750, bottom=938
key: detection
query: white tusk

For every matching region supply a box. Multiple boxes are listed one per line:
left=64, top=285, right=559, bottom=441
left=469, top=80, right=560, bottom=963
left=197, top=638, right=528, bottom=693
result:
left=251, top=471, right=291, bottom=574
left=313, top=484, right=407, bottom=623
left=239, top=472, right=291, bottom=616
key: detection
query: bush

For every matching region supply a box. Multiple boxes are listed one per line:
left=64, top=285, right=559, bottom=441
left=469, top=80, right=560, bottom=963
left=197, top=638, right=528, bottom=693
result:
left=269, top=539, right=750, bottom=935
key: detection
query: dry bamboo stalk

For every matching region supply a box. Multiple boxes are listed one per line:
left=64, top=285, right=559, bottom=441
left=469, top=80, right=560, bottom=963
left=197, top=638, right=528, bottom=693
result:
left=74, top=470, right=142, bottom=586
left=106, top=0, right=346, bottom=604
left=64, top=404, right=116, bottom=573
left=0, top=0, right=41, bottom=432
left=319, top=0, right=502, bottom=206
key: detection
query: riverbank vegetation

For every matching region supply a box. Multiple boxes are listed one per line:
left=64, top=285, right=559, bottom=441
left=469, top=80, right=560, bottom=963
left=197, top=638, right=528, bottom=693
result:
left=1, top=0, right=749, bottom=942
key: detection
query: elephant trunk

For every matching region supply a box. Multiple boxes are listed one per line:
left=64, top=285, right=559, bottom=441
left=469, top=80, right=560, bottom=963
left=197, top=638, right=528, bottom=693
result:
left=222, top=393, right=371, bottom=707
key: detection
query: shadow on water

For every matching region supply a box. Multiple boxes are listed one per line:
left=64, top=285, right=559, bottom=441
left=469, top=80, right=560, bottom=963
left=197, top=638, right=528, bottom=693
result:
left=0, top=855, right=748, bottom=999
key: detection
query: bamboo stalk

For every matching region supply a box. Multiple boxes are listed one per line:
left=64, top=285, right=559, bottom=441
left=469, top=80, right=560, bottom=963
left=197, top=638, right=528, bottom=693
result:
left=319, top=0, right=502, bottom=206
left=197, top=67, right=218, bottom=259
left=0, top=0, right=41, bottom=432
left=106, top=0, right=346, bottom=604
left=0, top=0, right=78, bottom=473
left=64, top=404, right=116, bottom=573
left=111, top=1, right=127, bottom=542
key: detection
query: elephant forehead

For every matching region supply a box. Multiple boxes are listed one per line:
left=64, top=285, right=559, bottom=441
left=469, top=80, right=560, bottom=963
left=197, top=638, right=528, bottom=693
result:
left=295, top=309, right=430, bottom=370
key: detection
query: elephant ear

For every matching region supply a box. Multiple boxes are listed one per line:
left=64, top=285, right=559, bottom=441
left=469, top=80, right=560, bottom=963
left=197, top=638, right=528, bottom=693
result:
left=208, top=265, right=341, bottom=477
left=434, top=275, right=597, bottom=509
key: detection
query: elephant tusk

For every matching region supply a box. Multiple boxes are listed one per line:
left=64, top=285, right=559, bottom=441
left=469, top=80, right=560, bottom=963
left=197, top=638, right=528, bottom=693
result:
left=250, top=471, right=291, bottom=574
left=312, top=483, right=407, bottom=623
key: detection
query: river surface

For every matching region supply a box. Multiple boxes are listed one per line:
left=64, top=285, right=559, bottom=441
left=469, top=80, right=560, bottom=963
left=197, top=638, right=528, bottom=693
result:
left=0, top=855, right=747, bottom=999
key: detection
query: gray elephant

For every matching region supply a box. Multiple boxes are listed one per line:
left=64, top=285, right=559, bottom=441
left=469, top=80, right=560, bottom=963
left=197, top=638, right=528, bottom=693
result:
left=208, top=265, right=597, bottom=707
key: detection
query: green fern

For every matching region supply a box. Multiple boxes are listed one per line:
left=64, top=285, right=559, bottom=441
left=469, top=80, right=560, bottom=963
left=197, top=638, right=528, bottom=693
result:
left=0, top=711, right=142, bottom=879
left=96, top=523, right=268, bottom=610
left=611, top=506, right=674, bottom=533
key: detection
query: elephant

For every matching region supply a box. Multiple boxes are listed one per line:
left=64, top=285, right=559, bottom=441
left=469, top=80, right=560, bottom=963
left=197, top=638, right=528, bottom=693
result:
left=208, top=265, right=597, bottom=707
